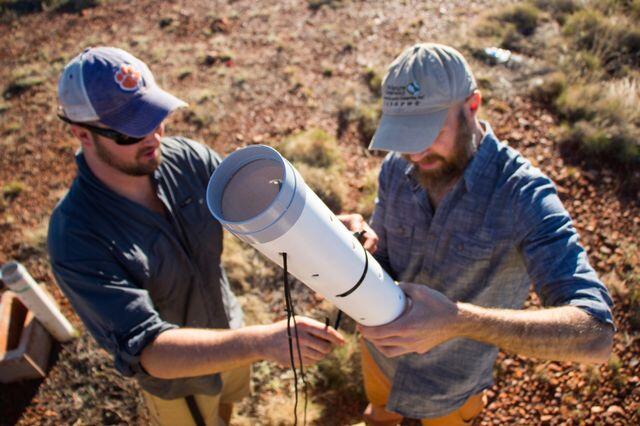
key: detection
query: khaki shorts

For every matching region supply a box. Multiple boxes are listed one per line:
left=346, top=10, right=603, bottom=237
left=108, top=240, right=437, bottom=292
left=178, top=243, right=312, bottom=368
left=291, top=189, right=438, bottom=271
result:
left=360, top=339, right=485, bottom=426
left=142, top=365, right=251, bottom=426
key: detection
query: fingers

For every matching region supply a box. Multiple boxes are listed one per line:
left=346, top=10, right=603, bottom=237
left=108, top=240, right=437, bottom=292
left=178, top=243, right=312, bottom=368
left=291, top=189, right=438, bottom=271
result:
left=336, top=213, right=360, bottom=230
left=287, top=332, right=339, bottom=367
left=269, top=316, right=347, bottom=367
left=296, top=330, right=333, bottom=354
left=358, top=323, right=404, bottom=340
left=365, top=335, right=411, bottom=348
left=277, top=347, right=326, bottom=367
left=363, top=333, right=415, bottom=358
left=300, top=346, right=329, bottom=364
left=295, top=316, right=345, bottom=346
left=357, top=299, right=415, bottom=339
left=360, top=221, right=379, bottom=253
left=336, top=213, right=379, bottom=253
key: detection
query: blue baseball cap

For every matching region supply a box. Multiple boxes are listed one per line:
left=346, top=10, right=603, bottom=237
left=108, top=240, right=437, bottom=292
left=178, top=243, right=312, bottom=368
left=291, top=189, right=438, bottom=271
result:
left=57, top=47, right=187, bottom=138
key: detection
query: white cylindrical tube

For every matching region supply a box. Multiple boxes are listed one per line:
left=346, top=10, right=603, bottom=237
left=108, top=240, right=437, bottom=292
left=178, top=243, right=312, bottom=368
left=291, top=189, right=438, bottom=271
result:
left=207, top=145, right=406, bottom=326
left=1, top=261, right=78, bottom=342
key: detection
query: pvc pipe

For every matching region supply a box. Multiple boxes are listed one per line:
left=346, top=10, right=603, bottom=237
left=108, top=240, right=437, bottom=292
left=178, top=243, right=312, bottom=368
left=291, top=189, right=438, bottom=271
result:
left=207, top=145, right=406, bottom=326
left=1, top=261, right=78, bottom=343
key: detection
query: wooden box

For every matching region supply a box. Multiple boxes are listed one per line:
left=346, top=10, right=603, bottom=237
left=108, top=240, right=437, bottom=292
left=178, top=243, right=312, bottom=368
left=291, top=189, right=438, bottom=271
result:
left=0, top=291, right=52, bottom=383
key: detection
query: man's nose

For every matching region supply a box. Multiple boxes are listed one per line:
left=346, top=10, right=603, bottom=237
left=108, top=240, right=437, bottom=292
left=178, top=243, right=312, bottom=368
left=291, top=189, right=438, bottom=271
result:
left=142, top=126, right=163, bottom=146
left=408, top=148, right=430, bottom=162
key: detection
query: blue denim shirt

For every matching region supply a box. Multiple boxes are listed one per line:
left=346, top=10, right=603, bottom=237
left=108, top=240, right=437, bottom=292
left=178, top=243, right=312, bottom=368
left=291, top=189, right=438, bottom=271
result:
left=48, top=137, right=244, bottom=399
left=368, top=122, right=614, bottom=418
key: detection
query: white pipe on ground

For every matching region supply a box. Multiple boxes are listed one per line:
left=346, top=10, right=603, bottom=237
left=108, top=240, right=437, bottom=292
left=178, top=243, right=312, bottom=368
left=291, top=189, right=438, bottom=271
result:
left=1, top=261, right=78, bottom=343
left=206, top=145, right=406, bottom=326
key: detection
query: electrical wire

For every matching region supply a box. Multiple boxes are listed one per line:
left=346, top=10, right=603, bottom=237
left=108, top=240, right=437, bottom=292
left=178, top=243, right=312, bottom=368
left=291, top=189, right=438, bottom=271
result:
left=281, top=252, right=308, bottom=426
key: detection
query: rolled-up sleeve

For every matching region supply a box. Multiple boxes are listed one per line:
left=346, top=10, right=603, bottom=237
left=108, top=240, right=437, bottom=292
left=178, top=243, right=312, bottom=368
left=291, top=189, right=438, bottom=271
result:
left=51, top=258, right=177, bottom=377
left=515, top=173, right=614, bottom=327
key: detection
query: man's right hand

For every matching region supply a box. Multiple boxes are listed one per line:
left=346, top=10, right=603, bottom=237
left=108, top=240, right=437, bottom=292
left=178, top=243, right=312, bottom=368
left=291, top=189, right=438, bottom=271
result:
left=260, top=316, right=345, bottom=367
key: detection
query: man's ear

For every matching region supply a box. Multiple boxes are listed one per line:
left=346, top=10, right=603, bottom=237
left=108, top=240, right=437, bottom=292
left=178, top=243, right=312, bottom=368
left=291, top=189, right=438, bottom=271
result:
left=464, top=90, right=482, bottom=119
left=70, top=125, right=95, bottom=149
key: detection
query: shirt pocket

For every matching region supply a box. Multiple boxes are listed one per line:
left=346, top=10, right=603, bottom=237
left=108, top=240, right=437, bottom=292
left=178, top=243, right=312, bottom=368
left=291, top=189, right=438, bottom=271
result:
left=442, top=233, right=496, bottom=299
left=178, top=193, right=223, bottom=254
left=450, top=233, right=494, bottom=261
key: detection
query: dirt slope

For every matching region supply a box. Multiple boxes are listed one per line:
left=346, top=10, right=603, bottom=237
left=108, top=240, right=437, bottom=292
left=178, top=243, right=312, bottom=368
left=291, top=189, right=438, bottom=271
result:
left=0, top=0, right=638, bottom=425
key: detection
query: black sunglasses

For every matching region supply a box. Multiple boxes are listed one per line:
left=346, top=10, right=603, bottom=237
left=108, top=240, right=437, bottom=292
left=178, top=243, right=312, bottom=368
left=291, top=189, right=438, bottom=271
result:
left=57, top=114, right=145, bottom=145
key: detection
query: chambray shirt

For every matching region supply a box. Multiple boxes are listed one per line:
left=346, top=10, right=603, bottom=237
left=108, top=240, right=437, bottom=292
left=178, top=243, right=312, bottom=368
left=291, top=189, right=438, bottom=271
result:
left=368, top=122, right=614, bottom=418
left=48, top=137, right=243, bottom=399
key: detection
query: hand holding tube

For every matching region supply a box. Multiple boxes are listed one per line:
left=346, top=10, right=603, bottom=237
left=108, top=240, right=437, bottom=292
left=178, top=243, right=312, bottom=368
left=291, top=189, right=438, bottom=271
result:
left=358, top=282, right=460, bottom=357
left=337, top=213, right=379, bottom=253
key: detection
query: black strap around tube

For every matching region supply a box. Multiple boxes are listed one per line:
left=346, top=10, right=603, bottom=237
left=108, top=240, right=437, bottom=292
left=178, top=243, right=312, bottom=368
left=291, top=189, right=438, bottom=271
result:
left=335, top=243, right=369, bottom=298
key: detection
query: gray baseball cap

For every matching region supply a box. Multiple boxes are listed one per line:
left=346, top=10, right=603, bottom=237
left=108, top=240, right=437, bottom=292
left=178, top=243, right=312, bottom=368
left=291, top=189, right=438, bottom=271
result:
left=368, top=43, right=477, bottom=154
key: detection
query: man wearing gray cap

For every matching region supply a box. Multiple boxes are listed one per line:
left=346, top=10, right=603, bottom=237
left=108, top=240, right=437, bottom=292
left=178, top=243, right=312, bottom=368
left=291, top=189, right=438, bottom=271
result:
left=355, top=43, right=614, bottom=425
left=48, top=47, right=344, bottom=426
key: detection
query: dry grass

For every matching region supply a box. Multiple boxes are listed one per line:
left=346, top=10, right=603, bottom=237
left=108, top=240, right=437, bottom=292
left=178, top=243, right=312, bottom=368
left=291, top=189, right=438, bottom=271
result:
left=477, top=0, right=640, bottom=168
left=557, top=78, right=639, bottom=165
left=533, top=0, right=579, bottom=23
left=222, top=233, right=278, bottom=295
left=278, top=129, right=342, bottom=170
left=276, top=128, right=348, bottom=212
left=245, top=391, right=323, bottom=426
left=529, top=71, right=567, bottom=105
left=354, top=167, right=379, bottom=220
left=363, top=67, right=382, bottom=96
left=309, top=331, right=366, bottom=423
left=562, top=8, right=640, bottom=77
left=3, top=73, right=45, bottom=99
left=496, top=3, right=542, bottom=37
left=337, top=97, right=381, bottom=146
left=295, top=163, right=348, bottom=213
left=2, top=180, right=25, bottom=199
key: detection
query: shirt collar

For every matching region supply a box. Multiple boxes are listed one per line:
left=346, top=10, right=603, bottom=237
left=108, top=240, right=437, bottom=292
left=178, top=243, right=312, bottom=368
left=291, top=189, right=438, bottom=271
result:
left=462, top=121, right=500, bottom=192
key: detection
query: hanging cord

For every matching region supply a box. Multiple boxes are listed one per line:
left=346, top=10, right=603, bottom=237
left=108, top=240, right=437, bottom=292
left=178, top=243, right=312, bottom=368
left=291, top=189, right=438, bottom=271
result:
left=281, top=252, right=309, bottom=426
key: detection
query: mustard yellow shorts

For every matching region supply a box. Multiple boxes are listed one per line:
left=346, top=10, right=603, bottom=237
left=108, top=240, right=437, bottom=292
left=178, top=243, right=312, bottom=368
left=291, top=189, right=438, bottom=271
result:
left=142, top=365, right=251, bottom=426
left=360, top=339, right=485, bottom=426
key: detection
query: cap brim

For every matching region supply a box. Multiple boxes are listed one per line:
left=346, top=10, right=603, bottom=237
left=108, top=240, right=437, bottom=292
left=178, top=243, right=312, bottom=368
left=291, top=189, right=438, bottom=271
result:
left=368, top=108, right=448, bottom=154
left=100, top=87, right=188, bottom=138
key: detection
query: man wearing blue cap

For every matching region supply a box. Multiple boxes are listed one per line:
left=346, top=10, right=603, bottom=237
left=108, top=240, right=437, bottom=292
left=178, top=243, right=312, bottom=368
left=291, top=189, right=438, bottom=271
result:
left=355, top=43, right=615, bottom=425
left=48, top=47, right=344, bottom=426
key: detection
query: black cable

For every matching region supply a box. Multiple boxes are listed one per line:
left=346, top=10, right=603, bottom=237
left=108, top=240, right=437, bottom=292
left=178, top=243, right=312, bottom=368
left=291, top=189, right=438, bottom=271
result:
left=281, top=252, right=308, bottom=426
left=334, top=310, right=343, bottom=330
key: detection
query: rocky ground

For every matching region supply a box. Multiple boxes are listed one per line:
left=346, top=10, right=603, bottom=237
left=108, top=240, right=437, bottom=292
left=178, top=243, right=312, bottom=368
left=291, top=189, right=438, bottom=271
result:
left=0, top=0, right=638, bottom=425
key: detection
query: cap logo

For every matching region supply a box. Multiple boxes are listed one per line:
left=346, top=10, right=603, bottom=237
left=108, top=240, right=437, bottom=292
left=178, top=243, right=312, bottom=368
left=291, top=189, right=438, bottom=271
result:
left=406, top=81, right=421, bottom=97
left=114, top=64, right=142, bottom=91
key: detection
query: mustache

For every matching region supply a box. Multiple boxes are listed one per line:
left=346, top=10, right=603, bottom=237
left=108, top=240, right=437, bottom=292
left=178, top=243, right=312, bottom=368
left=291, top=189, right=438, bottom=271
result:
left=417, top=154, right=445, bottom=163
left=403, top=153, right=446, bottom=165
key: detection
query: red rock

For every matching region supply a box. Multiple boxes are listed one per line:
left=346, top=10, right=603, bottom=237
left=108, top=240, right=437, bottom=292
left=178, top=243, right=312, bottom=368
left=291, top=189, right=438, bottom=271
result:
left=605, top=405, right=625, bottom=416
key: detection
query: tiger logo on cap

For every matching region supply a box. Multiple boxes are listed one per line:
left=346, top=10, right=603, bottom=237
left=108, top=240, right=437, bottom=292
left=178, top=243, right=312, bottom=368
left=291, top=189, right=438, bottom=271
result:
left=114, top=64, right=142, bottom=91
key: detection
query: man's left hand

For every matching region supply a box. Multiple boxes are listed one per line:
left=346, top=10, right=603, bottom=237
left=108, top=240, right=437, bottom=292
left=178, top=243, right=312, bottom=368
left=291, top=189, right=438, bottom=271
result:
left=358, top=282, right=461, bottom=357
left=337, top=213, right=378, bottom=253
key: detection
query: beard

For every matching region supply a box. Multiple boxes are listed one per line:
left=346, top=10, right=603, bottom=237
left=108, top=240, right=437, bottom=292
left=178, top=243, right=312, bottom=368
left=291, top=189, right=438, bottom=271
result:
left=93, top=138, right=161, bottom=176
left=410, top=110, right=477, bottom=192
